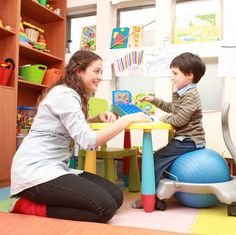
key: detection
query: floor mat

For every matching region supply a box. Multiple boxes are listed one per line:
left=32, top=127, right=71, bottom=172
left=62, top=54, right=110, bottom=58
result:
left=1, top=189, right=236, bottom=234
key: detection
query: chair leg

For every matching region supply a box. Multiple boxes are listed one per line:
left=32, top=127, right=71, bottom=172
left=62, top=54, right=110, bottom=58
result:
left=78, top=156, right=85, bottom=170
left=103, top=158, right=116, bottom=183
left=128, top=156, right=141, bottom=192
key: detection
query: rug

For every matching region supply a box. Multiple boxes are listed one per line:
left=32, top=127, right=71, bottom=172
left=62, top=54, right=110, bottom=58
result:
left=1, top=188, right=236, bottom=234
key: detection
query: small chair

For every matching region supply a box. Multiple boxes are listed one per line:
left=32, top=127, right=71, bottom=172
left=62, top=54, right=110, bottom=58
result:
left=78, top=97, right=141, bottom=192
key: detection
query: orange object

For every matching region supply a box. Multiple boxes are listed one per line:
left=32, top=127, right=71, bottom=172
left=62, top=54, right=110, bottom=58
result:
left=42, top=68, right=62, bottom=86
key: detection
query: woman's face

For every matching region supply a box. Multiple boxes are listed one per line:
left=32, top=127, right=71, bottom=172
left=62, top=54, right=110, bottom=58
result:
left=78, top=59, right=103, bottom=93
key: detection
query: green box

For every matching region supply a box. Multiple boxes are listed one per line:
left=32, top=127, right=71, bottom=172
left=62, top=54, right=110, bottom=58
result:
left=19, top=64, right=47, bottom=84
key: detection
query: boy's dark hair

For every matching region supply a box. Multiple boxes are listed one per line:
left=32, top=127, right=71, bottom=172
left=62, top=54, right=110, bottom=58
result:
left=170, top=52, right=206, bottom=83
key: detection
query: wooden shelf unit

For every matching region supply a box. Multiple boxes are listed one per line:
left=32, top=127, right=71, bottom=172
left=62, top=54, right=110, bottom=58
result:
left=0, top=0, right=67, bottom=188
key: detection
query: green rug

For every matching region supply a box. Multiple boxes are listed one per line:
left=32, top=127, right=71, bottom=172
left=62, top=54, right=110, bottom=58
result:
left=0, top=198, right=15, bottom=212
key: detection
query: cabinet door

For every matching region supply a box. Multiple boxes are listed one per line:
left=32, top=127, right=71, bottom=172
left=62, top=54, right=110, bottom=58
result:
left=0, top=87, right=16, bottom=182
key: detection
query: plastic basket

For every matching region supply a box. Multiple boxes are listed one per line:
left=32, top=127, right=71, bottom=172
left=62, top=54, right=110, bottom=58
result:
left=0, top=61, right=14, bottom=86
left=42, top=68, right=62, bottom=86
left=19, top=64, right=47, bottom=84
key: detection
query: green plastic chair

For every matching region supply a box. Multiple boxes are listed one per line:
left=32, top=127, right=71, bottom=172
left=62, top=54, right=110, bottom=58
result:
left=78, top=97, right=141, bottom=192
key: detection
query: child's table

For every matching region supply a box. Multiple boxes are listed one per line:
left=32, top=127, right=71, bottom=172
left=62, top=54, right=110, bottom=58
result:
left=86, top=122, right=174, bottom=212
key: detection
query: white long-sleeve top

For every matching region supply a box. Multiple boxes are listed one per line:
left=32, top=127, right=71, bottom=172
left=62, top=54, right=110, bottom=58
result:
left=11, top=85, right=96, bottom=196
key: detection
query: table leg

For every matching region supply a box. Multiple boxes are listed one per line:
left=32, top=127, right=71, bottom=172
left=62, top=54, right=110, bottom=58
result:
left=84, top=150, right=96, bottom=174
left=123, top=130, right=131, bottom=186
left=141, top=130, right=156, bottom=212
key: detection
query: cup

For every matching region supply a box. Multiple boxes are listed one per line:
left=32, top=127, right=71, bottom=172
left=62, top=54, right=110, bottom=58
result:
left=38, top=0, right=47, bottom=6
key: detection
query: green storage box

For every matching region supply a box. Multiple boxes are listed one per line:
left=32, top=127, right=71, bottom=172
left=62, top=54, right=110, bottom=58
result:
left=19, top=64, right=47, bottom=84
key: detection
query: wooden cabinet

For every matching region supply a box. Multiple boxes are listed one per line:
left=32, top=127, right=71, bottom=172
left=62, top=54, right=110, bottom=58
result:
left=0, top=0, right=66, bottom=187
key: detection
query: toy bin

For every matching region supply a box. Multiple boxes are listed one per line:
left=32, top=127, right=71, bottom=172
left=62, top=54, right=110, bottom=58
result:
left=42, top=68, right=62, bottom=86
left=0, top=61, right=14, bottom=86
left=19, top=64, right=47, bottom=84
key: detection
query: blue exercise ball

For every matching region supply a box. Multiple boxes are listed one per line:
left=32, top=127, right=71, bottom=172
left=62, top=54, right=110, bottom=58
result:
left=168, top=148, right=231, bottom=208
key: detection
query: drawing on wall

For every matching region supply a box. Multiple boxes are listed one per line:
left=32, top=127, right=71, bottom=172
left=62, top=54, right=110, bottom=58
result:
left=110, top=27, right=129, bottom=49
left=114, top=50, right=144, bottom=76
left=174, top=14, right=219, bottom=44
left=80, top=25, right=96, bottom=51
left=128, top=25, right=144, bottom=48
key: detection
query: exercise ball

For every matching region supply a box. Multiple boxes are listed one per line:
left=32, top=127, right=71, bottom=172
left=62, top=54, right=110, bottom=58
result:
left=168, top=148, right=231, bottom=208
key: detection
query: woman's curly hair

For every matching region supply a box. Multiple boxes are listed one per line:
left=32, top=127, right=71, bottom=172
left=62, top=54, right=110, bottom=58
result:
left=37, top=50, right=102, bottom=119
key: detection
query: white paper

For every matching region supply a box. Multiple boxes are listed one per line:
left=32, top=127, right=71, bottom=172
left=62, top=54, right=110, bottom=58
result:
left=218, top=46, right=236, bottom=78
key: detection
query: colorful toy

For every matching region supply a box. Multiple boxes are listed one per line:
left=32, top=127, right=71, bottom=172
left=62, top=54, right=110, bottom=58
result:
left=19, top=22, right=30, bottom=46
left=112, top=90, right=143, bottom=117
left=134, top=93, right=156, bottom=116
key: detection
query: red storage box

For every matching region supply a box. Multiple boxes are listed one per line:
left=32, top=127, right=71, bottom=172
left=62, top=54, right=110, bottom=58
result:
left=0, top=60, right=14, bottom=86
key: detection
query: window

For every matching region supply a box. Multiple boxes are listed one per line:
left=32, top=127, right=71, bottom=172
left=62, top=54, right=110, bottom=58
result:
left=117, top=5, right=156, bottom=48
left=67, top=13, right=97, bottom=53
left=115, top=5, right=156, bottom=97
left=174, top=0, right=221, bottom=44
left=198, top=60, right=222, bottom=111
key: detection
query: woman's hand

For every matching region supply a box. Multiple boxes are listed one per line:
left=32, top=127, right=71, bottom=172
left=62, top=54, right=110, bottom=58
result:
left=126, top=112, right=152, bottom=124
left=98, top=111, right=117, bottom=123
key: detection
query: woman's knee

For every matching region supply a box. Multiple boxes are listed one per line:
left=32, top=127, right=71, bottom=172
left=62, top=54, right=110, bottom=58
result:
left=95, top=199, right=118, bottom=223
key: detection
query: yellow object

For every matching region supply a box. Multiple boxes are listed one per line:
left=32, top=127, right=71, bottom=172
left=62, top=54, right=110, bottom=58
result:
left=78, top=97, right=141, bottom=192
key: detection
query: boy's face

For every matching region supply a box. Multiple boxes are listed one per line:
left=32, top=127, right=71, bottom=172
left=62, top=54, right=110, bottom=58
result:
left=170, top=67, right=193, bottom=90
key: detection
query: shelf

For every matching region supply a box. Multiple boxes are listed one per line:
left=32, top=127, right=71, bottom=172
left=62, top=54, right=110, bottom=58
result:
left=0, top=27, right=15, bottom=37
left=0, top=85, right=15, bottom=91
left=18, top=79, right=48, bottom=91
left=19, top=43, right=63, bottom=64
left=21, top=0, right=64, bottom=24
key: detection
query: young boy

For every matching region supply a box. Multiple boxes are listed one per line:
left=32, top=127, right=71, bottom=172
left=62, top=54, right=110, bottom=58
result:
left=132, top=52, right=206, bottom=209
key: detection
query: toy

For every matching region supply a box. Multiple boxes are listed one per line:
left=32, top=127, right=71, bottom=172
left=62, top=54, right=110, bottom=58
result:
left=155, top=102, right=236, bottom=216
left=134, top=93, right=156, bottom=116
left=19, top=22, right=31, bottom=47
left=112, top=90, right=143, bottom=117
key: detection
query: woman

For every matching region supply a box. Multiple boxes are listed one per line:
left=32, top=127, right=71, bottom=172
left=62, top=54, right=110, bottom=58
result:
left=10, top=50, right=151, bottom=223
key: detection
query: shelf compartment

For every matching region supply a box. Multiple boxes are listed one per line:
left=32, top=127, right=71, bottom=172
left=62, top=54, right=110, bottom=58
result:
left=19, top=44, right=63, bottom=64
left=21, top=0, right=64, bottom=24
left=18, top=79, right=48, bottom=91
left=0, top=27, right=15, bottom=37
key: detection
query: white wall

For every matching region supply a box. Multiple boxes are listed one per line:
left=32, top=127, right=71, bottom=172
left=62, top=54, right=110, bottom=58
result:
left=67, top=0, right=236, bottom=153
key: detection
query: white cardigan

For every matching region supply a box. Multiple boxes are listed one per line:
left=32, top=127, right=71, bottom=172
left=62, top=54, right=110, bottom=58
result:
left=11, top=85, right=96, bottom=196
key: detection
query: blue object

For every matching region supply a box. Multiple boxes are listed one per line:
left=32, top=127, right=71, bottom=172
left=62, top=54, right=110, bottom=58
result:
left=142, top=132, right=156, bottom=195
left=113, top=103, right=143, bottom=116
left=168, top=148, right=231, bottom=208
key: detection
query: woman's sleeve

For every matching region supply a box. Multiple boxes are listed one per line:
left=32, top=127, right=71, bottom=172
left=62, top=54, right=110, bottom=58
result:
left=50, top=89, right=96, bottom=150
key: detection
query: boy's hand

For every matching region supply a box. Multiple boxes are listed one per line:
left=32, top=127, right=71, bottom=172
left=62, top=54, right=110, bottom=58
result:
left=138, top=95, right=154, bottom=103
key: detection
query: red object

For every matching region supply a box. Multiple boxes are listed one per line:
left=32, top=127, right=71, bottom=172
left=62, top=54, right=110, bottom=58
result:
left=0, top=61, right=14, bottom=86
left=42, top=68, right=62, bottom=86
left=123, top=130, right=131, bottom=179
left=11, top=198, right=47, bottom=217
left=141, top=194, right=156, bottom=212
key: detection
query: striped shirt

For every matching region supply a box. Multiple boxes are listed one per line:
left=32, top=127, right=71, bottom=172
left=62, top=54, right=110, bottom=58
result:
left=152, top=85, right=205, bottom=145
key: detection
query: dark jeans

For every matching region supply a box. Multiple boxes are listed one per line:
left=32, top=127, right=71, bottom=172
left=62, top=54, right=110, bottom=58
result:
left=16, top=172, right=123, bottom=223
left=154, top=138, right=202, bottom=188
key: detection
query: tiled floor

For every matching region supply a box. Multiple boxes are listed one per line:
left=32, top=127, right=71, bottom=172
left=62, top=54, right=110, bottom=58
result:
left=0, top=187, right=10, bottom=200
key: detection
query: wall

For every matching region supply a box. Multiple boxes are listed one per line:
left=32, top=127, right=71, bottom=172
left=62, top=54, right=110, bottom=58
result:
left=67, top=0, right=236, bottom=153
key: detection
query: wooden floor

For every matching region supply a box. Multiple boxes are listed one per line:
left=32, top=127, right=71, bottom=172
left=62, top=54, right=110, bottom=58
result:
left=0, top=212, right=194, bottom=235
